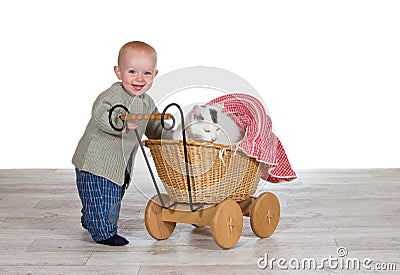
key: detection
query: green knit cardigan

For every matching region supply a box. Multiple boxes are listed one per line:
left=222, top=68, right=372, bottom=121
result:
left=72, top=82, right=163, bottom=186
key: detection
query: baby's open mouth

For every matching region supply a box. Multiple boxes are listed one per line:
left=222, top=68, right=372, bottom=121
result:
left=132, top=84, right=145, bottom=91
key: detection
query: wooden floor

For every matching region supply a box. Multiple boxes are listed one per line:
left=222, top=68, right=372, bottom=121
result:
left=0, top=168, right=399, bottom=274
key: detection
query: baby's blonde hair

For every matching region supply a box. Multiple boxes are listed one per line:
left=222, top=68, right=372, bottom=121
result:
left=117, top=41, right=157, bottom=66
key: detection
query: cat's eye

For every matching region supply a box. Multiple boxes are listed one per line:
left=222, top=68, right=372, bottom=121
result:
left=204, top=129, right=211, bottom=133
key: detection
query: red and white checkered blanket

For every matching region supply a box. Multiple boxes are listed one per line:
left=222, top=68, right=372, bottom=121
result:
left=207, top=93, right=297, bottom=183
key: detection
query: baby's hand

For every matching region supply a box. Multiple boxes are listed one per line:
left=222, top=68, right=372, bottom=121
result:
left=126, top=120, right=138, bottom=133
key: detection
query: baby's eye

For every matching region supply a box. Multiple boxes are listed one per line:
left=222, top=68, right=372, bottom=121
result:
left=144, top=71, right=152, bottom=76
left=128, top=70, right=136, bottom=74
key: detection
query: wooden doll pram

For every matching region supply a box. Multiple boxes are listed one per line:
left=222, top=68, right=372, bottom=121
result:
left=111, top=103, right=280, bottom=249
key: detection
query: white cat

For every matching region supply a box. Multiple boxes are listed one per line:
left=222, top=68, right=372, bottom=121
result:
left=169, top=104, right=245, bottom=145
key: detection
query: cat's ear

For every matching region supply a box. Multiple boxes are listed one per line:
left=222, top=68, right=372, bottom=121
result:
left=210, top=103, right=224, bottom=112
left=191, top=105, right=204, bottom=121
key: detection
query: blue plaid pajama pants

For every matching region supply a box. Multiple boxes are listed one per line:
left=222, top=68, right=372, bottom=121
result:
left=75, top=168, right=126, bottom=242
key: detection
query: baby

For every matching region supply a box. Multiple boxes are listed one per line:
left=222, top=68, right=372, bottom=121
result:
left=72, top=41, right=164, bottom=246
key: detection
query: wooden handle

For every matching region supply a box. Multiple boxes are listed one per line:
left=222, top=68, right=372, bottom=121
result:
left=120, top=113, right=172, bottom=121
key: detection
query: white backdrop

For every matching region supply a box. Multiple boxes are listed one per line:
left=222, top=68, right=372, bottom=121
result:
left=0, top=0, right=399, bottom=169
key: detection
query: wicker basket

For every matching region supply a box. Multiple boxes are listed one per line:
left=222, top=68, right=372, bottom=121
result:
left=144, top=139, right=261, bottom=204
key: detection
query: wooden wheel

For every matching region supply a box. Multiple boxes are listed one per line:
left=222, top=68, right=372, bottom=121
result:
left=144, top=194, right=176, bottom=240
left=250, top=192, right=280, bottom=238
left=211, top=198, right=243, bottom=249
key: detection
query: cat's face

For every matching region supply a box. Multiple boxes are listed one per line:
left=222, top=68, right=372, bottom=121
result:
left=185, top=105, right=220, bottom=142
left=186, top=121, right=220, bottom=142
